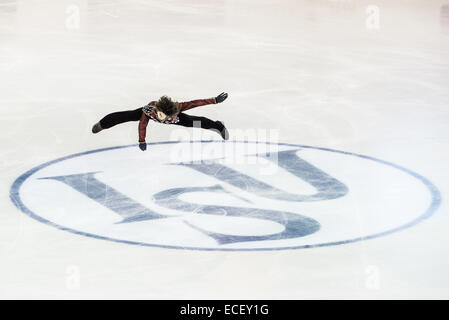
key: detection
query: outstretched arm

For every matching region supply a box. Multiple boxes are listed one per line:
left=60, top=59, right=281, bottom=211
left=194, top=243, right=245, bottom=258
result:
left=178, top=92, right=228, bottom=112
left=178, top=98, right=216, bottom=112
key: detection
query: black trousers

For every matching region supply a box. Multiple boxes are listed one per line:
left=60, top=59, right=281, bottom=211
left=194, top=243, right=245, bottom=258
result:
left=99, top=108, right=223, bottom=131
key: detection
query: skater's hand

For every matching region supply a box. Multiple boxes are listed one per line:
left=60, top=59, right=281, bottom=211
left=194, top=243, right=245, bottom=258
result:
left=139, top=142, right=147, bottom=151
left=215, top=92, right=228, bottom=103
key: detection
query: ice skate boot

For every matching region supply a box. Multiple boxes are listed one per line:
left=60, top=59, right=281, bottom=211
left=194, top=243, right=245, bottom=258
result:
left=92, top=122, right=103, bottom=134
left=216, top=121, right=229, bottom=140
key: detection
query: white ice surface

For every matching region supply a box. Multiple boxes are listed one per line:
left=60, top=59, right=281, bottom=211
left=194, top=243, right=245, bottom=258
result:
left=1, top=0, right=449, bottom=299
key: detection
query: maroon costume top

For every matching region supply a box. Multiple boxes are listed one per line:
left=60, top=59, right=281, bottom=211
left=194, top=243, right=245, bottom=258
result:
left=138, top=97, right=216, bottom=142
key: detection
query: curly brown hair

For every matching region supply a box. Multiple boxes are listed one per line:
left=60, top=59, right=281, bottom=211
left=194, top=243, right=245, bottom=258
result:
left=156, top=96, right=178, bottom=116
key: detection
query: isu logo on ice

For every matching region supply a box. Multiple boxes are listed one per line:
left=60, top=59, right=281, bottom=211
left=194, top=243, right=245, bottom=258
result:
left=10, top=141, right=440, bottom=251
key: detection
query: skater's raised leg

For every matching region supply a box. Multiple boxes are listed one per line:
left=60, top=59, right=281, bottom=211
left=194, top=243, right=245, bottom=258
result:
left=92, top=108, right=142, bottom=133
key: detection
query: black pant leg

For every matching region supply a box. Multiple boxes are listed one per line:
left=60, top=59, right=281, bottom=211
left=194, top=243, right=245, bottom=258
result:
left=99, top=108, right=142, bottom=129
left=175, top=113, right=223, bottom=131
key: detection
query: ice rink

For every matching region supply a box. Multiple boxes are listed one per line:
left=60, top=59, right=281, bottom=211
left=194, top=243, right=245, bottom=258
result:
left=1, top=0, right=449, bottom=299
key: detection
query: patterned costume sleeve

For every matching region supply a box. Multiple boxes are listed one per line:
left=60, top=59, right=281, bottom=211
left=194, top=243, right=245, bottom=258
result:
left=178, top=98, right=216, bottom=112
left=138, top=112, right=150, bottom=142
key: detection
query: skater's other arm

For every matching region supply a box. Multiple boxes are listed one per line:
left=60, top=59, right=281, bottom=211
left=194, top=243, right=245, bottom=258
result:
left=138, top=113, right=149, bottom=150
left=178, top=92, right=228, bottom=112
left=178, top=98, right=216, bottom=112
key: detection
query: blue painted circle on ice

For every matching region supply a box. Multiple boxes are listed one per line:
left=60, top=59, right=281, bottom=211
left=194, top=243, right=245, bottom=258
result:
left=9, top=141, right=441, bottom=251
